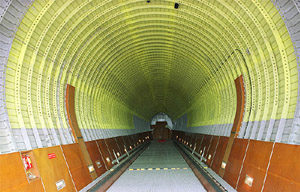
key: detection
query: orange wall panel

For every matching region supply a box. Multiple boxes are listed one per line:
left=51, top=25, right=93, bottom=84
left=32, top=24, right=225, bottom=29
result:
left=184, top=134, right=191, bottom=144
left=206, top=136, right=219, bottom=167
left=85, top=141, right=107, bottom=176
left=220, top=76, right=245, bottom=178
left=0, top=152, right=44, bottom=192
left=173, top=130, right=300, bottom=192
left=105, top=138, right=121, bottom=160
left=33, top=146, right=76, bottom=192
left=263, top=143, right=300, bottom=191
left=66, top=84, right=80, bottom=141
left=190, top=134, right=197, bottom=146
left=195, top=134, right=204, bottom=153
left=199, top=135, right=212, bottom=159
left=223, top=138, right=248, bottom=187
left=1, top=132, right=151, bottom=192
left=233, top=76, right=245, bottom=135
left=65, top=84, right=97, bottom=180
left=211, top=136, right=228, bottom=173
left=61, top=143, right=92, bottom=190
left=138, top=132, right=150, bottom=143
left=115, top=136, right=126, bottom=155
left=122, top=135, right=132, bottom=149
left=129, top=135, right=138, bottom=147
left=8, top=180, right=44, bottom=192
left=236, top=140, right=273, bottom=192
left=96, top=139, right=114, bottom=170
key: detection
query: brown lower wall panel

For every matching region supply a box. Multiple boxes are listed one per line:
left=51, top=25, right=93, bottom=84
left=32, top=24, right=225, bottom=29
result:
left=190, top=134, right=198, bottom=147
left=200, top=135, right=213, bottom=159
left=130, top=134, right=139, bottom=147
left=105, top=138, right=122, bottom=160
left=61, top=143, right=92, bottom=190
left=139, top=132, right=151, bottom=144
left=6, top=180, right=44, bottom=192
left=177, top=131, right=185, bottom=143
left=173, top=131, right=300, bottom=192
left=206, top=136, right=219, bottom=167
left=174, top=131, right=182, bottom=140
left=220, top=138, right=248, bottom=187
left=0, top=132, right=151, bottom=192
left=139, top=132, right=150, bottom=142
left=263, top=143, right=300, bottom=192
left=184, top=134, right=191, bottom=144
left=195, top=134, right=204, bottom=153
left=211, top=136, right=228, bottom=173
left=264, top=173, right=300, bottom=192
left=236, top=140, right=273, bottom=192
left=0, top=152, right=44, bottom=192
left=237, top=164, right=266, bottom=192
left=115, top=136, right=126, bottom=155
left=85, top=141, right=107, bottom=176
left=33, top=146, right=76, bottom=192
left=122, top=135, right=132, bottom=149
left=97, top=139, right=114, bottom=170
left=128, top=135, right=136, bottom=147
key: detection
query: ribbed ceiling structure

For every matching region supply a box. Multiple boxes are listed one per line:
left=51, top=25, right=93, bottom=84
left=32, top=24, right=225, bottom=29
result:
left=3, top=0, right=298, bottom=137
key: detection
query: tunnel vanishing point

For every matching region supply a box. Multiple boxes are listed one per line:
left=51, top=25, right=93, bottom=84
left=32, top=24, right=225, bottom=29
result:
left=0, top=0, right=300, bottom=192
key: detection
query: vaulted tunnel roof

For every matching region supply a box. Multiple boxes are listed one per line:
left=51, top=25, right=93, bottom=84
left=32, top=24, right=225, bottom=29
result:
left=3, top=0, right=298, bottom=134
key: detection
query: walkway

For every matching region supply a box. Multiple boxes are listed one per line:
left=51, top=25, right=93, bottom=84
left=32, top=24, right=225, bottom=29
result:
left=106, top=141, right=206, bottom=192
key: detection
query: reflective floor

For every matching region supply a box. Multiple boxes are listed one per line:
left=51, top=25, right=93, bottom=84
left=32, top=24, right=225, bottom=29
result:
left=106, top=141, right=206, bottom=192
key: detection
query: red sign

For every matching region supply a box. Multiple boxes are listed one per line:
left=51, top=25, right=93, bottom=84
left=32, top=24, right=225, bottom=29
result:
left=48, top=153, right=56, bottom=159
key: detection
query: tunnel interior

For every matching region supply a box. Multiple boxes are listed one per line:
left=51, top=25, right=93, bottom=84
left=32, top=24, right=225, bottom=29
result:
left=0, top=0, right=300, bottom=192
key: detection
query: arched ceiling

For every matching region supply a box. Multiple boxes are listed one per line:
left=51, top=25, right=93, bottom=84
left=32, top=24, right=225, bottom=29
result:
left=3, top=0, right=298, bottom=132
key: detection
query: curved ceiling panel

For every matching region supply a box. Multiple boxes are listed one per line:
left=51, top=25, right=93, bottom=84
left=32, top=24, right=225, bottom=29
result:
left=3, top=0, right=298, bottom=142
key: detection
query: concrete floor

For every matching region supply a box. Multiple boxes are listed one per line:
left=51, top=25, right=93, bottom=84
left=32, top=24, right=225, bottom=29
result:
left=106, top=141, right=206, bottom=192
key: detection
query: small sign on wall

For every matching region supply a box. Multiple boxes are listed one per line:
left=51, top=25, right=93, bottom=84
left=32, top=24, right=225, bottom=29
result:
left=48, top=153, right=56, bottom=159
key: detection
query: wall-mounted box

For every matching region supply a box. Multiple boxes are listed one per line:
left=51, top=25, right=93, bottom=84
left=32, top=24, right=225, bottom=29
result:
left=221, top=161, right=226, bottom=169
left=96, top=160, right=102, bottom=168
left=20, top=150, right=40, bottom=183
left=208, top=154, right=212, bottom=160
left=56, top=179, right=66, bottom=191
left=244, top=175, right=254, bottom=187
left=88, top=164, right=95, bottom=173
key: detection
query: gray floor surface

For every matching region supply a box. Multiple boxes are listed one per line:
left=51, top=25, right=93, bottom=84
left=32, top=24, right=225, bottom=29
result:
left=106, top=141, right=207, bottom=192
